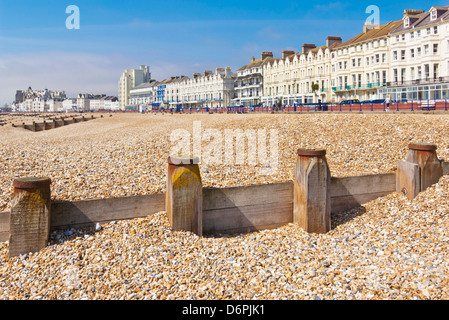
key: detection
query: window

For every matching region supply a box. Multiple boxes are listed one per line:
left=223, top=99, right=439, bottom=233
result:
left=402, top=34, right=406, bottom=41
left=376, top=54, right=380, bottom=63
left=410, top=31, right=414, bottom=39
left=396, top=35, right=400, bottom=42
left=404, top=17, right=410, bottom=28
left=352, top=59, right=356, bottom=67
left=410, top=49, right=415, bottom=58
left=401, top=50, right=406, bottom=60
left=393, top=51, right=398, bottom=61
left=430, top=8, right=437, bottom=21
left=434, top=26, right=438, bottom=34
left=382, top=53, right=386, bottom=63
left=425, top=64, right=430, bottom=79
left=417, top=47, right=422, bottom=56
left=433, top=43, right=438, bottom=54
left=358, top=58, right=362, bottom=67
left=424, top=44, right=429, bottom=55
left=427, top=28, right=431, bottom=35
left=366, top=57, right=370, bottom=66
left=417, top=30, right=421, bottom=37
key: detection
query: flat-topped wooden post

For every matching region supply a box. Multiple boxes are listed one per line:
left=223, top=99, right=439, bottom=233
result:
left=9, top=177, right=52, bottom=257
left=293, top=148, right=331, bottom=234
left=166, top=155, right=203, bottom=236
left=397, top=143, right=444, bottom=200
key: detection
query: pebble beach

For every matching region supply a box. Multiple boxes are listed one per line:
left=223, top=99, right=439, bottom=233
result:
left=1, top=111, right=449, bottom=300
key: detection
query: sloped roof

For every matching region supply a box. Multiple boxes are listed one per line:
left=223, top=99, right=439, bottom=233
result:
left=238, top=57, right=275, bottom=71
left=334, top=20, right=403, bottom=49
left=392, top=6, right=449, bottom=33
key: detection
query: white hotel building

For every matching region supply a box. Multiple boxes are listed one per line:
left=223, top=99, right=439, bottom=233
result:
left=166, top=67, right=236, bottom=109
left=262, top=5, right=449, bottom=104
left=381, top=7, right=449, bottom=101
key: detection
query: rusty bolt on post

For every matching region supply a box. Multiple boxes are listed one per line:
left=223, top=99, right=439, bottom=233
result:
left=9, top=177, right=52, bottom=257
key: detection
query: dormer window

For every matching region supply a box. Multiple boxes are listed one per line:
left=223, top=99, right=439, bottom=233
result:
left=430, top=8, right=437, bottom=21
left=404, top=17, right=410, bottom=28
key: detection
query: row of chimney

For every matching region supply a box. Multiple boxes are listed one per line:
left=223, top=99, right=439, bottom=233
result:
left=257, top=36, right=343, bottom=62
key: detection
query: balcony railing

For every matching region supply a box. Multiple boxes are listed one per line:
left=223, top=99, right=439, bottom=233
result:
left=387, top=77, right=449, bottom=87
left=332, top=82, right=387, bottom=91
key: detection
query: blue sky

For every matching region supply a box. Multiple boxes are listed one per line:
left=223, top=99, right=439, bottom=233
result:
left=0, top=0, right=447, bottom=105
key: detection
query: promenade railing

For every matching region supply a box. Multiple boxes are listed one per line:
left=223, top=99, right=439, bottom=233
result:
left=147, top=99, right=449, bottom=114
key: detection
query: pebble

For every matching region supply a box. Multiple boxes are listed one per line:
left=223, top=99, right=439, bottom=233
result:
left=0, top=112, right=449, bottom=300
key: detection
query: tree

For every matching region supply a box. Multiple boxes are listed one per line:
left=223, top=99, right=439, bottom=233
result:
left=311, top=82, right=320, bottom=103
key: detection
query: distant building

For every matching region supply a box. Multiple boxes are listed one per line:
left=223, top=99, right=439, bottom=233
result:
left=129, top=80, right=158, bottom=109
left=118, top=65, right=151, bottom=110
left=167, top=67, right=235, bottom=109
left=14, top=87, right=66, bottom=104
left=62, top=98, right=77, bottom=112
left=233, top=52, right=275, bottom=106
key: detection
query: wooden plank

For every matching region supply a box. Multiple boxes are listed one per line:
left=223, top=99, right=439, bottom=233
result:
left=0, top=211, right=10, bottom=242
left=203, top=202, right=293, bottom=234
left=442, top=162, right=449, bottom=176
left=203, top=182, right=293, bottom=234
left=50, top=193, right=165, bottom=230
left=330, top=173, right=396, bottom=198
left=203, top=182, right=293, bottom=211
left=396, top=160, right=420, bottom=200
left=331, top=191, right=392, bottom=213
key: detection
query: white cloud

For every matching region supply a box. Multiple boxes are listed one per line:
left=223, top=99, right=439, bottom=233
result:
left=0, top=51, right=128, bottom=103
left=0, top=51, right=218, bottom=105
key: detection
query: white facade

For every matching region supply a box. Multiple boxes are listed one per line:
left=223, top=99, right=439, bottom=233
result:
left=63, top=99, right=77, bottom=112
left=380, top=7, right=449, bottom=100
left=118, top=65, right=151, bottom=110
left=169, top=67, right=235, bottom=109
left=233, top=53, right=274, bottom=106
left=263, top=41, right=337, bottom=105
left=262, top=5, right=449, bottom=104
left=129, top=81, right=158, bottom=108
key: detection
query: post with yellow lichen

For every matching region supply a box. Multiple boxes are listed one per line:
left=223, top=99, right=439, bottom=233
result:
left=293, top=148, right=331, bottom=234
left=9, top=177, right=52, bottom=257
left=396, top=143, right=444, bottom=200
left=166, top=156, right=203, bottom=236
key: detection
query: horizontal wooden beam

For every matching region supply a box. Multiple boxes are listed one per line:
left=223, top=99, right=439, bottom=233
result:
left=1, top=173, right=403, bottom=241
left=202, top=182, right=293, bottom=234
left=0, top=211, right=10, bottom=242
left=330, top=173, right=396, bottom=213
left=50, top=193, right=165, bottom=230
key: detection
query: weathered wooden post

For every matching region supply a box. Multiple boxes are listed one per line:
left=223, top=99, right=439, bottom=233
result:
left=293, top=148, right=331, bottom=234
left=9, top=177, right=52, bottom=257
left=397, top=143, right=445, bottom=200
left=166, top=156, right=203, bottom=236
